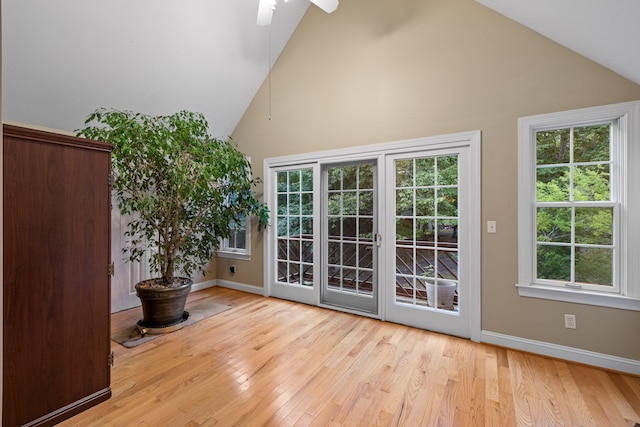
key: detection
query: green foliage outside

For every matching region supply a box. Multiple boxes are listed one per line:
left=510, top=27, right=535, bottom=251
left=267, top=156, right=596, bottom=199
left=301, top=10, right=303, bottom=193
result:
left=535, top=124, right=613, bottom=286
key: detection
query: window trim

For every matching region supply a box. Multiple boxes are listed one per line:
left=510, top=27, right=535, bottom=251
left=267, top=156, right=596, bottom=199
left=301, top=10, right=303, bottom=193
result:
left=517, top=100, right=640, bottom=311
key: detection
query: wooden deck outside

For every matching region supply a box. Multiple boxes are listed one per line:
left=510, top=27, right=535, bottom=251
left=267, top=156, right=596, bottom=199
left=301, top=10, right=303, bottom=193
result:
left=59, top=287, right=640, bottom=426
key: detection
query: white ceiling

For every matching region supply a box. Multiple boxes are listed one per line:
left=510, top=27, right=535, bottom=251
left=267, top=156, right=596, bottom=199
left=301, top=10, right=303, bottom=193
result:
left=2, top=0, right=639, bottom=137
left=476, top=0, right=640, bottom=85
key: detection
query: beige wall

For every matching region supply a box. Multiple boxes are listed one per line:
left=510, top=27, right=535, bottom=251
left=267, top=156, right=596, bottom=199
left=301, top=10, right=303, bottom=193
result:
left=230, top=0, right=640, bottom=360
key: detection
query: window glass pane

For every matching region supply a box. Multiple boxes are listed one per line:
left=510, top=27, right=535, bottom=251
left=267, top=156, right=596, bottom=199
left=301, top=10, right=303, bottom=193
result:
left=328, top=217, right=340, bottom=237
left=574, top=164, right=610, bottom=202
left=537, top=207, right=571, bottom=243
left=396, top=247, right=414, bottom=275
left=302, top=240, right=313, bottom=263
left=289, top=217, right=300, bottom=236
left=343, top=243, right=357, bottom=267
left=289, top=240, right=300, bottom=262
left=301, top=169, right=313, bottom=191
left=358, top=244, right=373, bottom=268
left=396, top=189, right=414, bottom=216
left=415, top=219, right=435, bottom=244
left=328, top=168, right=341, bottom=190
left=235, top=229, right=246, bottom=249
left=277, top=239, right=287, bottom=260
left=301, top=217, right=313, bottom=235
left=536, top=166, right=570, bottom=201
left=277, top=194, right=288, bottom=215
left=358, top=191, right=373, bottom=216
left=301, top=193, right=313, bottom=215
left=396, top=218, right=414, bottom=241
left=438, top=250, right=458, bottom=280
left=358, top=217, right=373, bottom=238
left=395, top=159, right=413, bottom=187
left=289, top=170, right=300, bottom=192
left=328, top=193, right=341, bottom=215
left=359, top=164, right=374, bottom=189
left=537, top=244, right=571, bottom=281
left=301, top=264, right=313, bottom=286
left=536, top=128, right=570, bottom=165
left=415, top=188, right=435, bottom=216
left=437, top=219, right=458, bottom=244
left=437, top=156, right=458, bottom=186
left=415, top=157, right=435, bottom=186
left=328, top=242, right=340, bottom=264
left=277, top=172, right=288, bottom=192
left=416, top=248, right=435, bottom=277
left=277, top=217, right=287, bottom=236
left=343, top=165, right=357, bottom=190
left=437, top=187, right=458, bottom=217
left=574, top=124, right=610, bottom=163
left=342, top=192, right=357, bottom=215
left=343, top=218, right=357, bottom=237
left=576, top=247, right=612, bottom=286
left=575, top=207, right=613, bottom=245
left=288, top=194, right=300, bottom=215
left=288, top=263, right=300, bottom=284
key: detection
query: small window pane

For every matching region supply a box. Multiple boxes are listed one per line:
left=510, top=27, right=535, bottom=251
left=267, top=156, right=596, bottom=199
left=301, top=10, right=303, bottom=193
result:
left=359, top=164, right=374, bottom=189
left=537, top=208, right=571, bottom=243
left=289, top=217, right=300, bottom=236
left=396, top=247, right=414, bottom=274
left=288, top=194, right=300, bottom=215
left=575, top=208, right=613, bottom=245
left=537, top=244, right=571, bottom=281
left=415, top=157, right=435, bottom=186
left=437, top=188, right=458, bottom=217
left=536, top=128, right=570, bottom=165
left=328, top=217, right=340, bottom=237
left=277, top=172, right=288, bottom=192
left=301, top=217, right=313, bottom=235
left=289, top=170, right=300, bottom=192
left=277, top=217, right=288, bottom=236
left=328, top=242, right=341, bottom=264
left=358, top=191, right=374, bottom=216
left=302, top=241, right=313, bottom=263
left=343, top=166, right=357, bottom=190
left=343, top=243, right=357, bottom=267
left=328, top=193, right=341, bottom=215
left=358, top=244, right=373, bottom=268
left=574, top=124, right=610, bottom=163
left=343, top=218, right=357, bottom=237
left=396, top=218, right=414, bottom=241
left=437, top=156, right=458, bottom=186
left=301, top=193, right=313, bottom=215
left=416, top=248, right=435, bottom=277
left=358, top=217, right=373, bottom=238
left=575, top=247, right=612, bottom=286
left=574, top=164, right=610, bottom=202
left=396, top=159, right=413, bottom=187
left=415, top=188, right=435, bottom=216
left=396, top=189, right=414, bottom=216
left=328, top=168, right=341, bottom=190
left=536, top=167, right=570, bottom=201
left=415, top=219, right=435, bottom=244
left=437, top=220, right=458, bottom=244
left=301, top=169, right=313, bottom=191
left=342, top=192, right=357, bottom=215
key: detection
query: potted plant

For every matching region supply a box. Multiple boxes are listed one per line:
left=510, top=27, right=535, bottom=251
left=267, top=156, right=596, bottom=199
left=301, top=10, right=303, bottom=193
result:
left=78, top=108, right=269, bottom=332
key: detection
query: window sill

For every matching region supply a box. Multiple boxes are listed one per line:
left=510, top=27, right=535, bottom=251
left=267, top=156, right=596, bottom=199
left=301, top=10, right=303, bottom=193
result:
left=217, top=251, right=251, bottom=261
left=516, top=283, right=640, bottom=311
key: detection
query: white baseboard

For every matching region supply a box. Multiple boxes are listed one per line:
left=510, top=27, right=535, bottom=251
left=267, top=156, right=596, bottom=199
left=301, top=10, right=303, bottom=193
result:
left=192, top=279, right=217, bottom=292
left=215, top=279, right=265, bottom=296
left=481, top=330, right=640, bottom=375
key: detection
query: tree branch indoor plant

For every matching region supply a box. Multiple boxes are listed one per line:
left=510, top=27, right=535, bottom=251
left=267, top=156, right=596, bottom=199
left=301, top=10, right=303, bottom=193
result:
left=78, top=108, right=269, bottom=332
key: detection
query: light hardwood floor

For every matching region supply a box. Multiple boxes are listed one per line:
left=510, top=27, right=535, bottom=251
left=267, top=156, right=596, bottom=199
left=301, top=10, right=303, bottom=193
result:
left=60, top=287, right=640, bottom=426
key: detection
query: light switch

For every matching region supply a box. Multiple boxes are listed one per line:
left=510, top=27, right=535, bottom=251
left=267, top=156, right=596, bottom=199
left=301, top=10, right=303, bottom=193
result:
left=487, top=220, right=497, bottom=233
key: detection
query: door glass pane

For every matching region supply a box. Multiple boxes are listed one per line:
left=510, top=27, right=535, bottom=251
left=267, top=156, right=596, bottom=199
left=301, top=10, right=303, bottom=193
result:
left=394, top=155, right=459, bottom=312
left=276, top=168, right=314, bottom=287
left=325, top=163, right=375, bottom=297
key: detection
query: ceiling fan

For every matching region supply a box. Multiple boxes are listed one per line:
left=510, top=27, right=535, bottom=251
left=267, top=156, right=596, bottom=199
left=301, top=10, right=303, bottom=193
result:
left=257, top=0, right=339, bottom=26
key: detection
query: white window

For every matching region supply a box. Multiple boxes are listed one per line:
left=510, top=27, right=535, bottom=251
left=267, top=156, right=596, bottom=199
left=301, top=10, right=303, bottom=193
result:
left=517, top=101, right=640, bottom=310
left=218, top=217, right=250, bottom=260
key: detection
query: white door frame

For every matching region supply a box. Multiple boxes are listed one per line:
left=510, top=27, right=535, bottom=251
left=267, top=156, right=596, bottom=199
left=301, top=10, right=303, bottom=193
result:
left=264, top=131, right=481, bottom=341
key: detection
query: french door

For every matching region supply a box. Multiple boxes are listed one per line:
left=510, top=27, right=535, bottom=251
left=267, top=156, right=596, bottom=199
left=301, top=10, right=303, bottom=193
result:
left=265, top=131, right=480, bottom=339
left=321, top=161, right=378, bottom=314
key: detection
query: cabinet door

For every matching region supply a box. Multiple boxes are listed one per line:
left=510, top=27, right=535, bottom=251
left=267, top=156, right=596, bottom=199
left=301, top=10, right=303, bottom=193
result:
left=3, top=125, right=112, bottom=427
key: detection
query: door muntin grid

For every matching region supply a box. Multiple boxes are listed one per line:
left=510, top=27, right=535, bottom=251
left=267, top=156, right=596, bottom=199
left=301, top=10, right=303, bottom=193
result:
left=276, top=168, right=314, bottom=286
left=325, top=162, right=376, bottom=298
left=394, top=155, right=459, bottom=312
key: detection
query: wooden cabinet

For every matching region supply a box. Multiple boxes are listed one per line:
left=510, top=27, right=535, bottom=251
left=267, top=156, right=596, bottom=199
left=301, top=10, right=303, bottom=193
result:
left=3, top=124, right=112, bottom=426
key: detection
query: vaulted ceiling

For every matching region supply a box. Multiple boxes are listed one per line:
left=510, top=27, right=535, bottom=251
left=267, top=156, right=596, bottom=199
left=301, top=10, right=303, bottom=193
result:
left=2, top=0, right=638, bottom=137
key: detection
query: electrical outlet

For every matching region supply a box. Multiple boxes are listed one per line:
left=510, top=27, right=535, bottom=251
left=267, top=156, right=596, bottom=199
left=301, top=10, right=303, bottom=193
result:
left=487, top=220, right=497, bottom=233
left=564, top=314, right=576, bottom=329
left=230, top=265, right=236, bottom=274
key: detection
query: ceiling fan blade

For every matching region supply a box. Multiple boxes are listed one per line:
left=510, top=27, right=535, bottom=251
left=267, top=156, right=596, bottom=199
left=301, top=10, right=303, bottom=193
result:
left=309, top=0, right=339, bottom=14
left=257, top=0, right=276, bottom=26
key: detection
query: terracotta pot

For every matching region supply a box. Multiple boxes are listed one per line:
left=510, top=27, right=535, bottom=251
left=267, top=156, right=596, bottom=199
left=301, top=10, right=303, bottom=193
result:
left=135, top=278, right=193, bottom=328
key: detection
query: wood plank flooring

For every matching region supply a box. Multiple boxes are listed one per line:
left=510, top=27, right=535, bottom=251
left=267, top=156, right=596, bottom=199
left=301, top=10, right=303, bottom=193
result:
left=59, top=287, right=640, bottom=426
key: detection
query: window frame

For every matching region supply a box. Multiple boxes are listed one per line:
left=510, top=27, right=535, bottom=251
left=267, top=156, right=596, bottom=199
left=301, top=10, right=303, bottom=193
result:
left=517, top=100, right=640, bottom=311
left=218, top=216, right=251, bottom=260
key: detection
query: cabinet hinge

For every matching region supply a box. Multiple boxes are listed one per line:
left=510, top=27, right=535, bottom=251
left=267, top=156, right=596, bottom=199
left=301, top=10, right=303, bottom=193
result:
left=108, top=262, right=115, bottom=276
left=107, top=351, right=115, bottom=367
